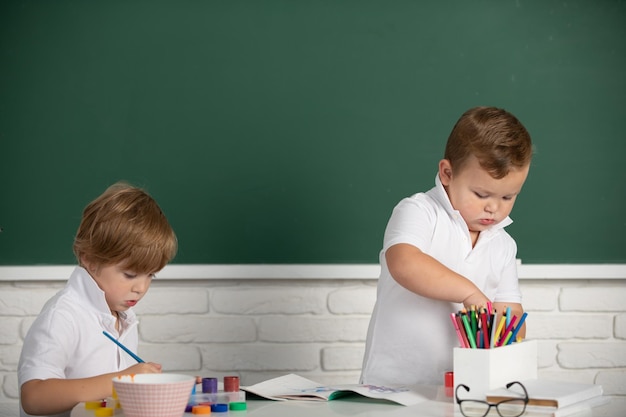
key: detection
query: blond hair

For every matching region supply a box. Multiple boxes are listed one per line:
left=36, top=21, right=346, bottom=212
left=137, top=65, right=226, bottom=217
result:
left=445, top=106, right=533, bottom=179
left=73, top=182, right=177, bottom=273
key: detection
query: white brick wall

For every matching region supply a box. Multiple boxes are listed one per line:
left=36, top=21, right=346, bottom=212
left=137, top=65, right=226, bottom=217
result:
left=1, top=274, right=625, bottom=416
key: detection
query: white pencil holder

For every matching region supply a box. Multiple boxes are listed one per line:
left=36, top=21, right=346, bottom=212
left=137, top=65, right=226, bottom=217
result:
left=453, top=339, right=537, bottom=400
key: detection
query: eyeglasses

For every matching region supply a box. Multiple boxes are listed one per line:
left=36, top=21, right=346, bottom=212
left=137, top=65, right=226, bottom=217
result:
left=455, top=381, right=528, bottom=417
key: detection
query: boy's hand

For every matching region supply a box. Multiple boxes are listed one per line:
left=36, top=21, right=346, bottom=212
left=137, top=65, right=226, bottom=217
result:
left=462, top=291, right=490, bottom=310
left=123, top=362, right=162, bottom=375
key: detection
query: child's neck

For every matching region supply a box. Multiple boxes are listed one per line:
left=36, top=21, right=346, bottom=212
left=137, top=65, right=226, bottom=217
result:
left=470, top=230, right=480, bottom=247
left=113, top=311, right=121, bottom=333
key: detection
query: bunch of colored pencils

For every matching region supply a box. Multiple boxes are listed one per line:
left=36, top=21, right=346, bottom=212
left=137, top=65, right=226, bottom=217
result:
left=449, top=303, right=527, bottom=349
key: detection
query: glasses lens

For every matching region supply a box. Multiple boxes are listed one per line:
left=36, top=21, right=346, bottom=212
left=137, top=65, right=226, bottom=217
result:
left=459, top=400, right=490, bottom=417
left=496, top=399, right=526, bottom=417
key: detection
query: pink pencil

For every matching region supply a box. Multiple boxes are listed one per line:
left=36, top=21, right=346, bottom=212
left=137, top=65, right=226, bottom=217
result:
left=450, top=313, right=467, bottom=348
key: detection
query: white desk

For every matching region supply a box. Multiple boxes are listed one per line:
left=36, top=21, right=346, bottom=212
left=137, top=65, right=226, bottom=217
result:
left=72, top=391, right=459, bottom=417
left=71, top=388, right=606, bottom=417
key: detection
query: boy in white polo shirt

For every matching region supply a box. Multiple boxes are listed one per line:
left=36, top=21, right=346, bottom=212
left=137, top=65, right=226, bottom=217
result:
left=361, top=106, right=532, bottom=386
left=18, top=182, right=177, bottom=417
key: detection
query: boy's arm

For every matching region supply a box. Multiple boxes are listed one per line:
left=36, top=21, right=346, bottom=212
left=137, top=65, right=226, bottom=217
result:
left=20, top=362, right=161, bottom=416
left=386, top=243, right=490, bottom=308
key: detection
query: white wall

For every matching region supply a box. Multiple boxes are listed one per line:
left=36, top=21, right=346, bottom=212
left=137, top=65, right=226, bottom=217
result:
left=1, top=265, right=625, bottom=416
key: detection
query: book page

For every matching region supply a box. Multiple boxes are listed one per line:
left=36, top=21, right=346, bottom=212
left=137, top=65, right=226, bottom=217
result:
left=242, top=374, right=329, bottom=401
left=241, top=374, right=434, bottom=406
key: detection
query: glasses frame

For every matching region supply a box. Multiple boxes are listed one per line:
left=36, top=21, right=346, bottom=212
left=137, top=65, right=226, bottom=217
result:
left=455, top=381, right=529, bottom=417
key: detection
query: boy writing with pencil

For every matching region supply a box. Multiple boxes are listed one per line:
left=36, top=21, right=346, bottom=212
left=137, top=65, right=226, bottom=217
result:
left=361, top=106, right=532, bottom=386
left=18, top=182, right=177, bottom=417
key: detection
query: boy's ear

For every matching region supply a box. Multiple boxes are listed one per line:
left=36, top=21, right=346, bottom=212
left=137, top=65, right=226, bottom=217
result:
left=438, top=159, right=453, bottom=185
left=80, top=256, right=96, bottom=275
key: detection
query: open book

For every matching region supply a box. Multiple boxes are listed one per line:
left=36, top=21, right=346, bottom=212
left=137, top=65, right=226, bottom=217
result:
left=485, top=379, right=603, bottom=409
left=241, top=373, right=433, bottom=406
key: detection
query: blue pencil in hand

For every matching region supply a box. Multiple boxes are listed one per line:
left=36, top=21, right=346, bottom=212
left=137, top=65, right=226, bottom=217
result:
left=102, top=330, right=145, bottom=363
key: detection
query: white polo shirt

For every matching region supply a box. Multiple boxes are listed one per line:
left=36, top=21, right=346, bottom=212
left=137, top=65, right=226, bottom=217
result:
left=360, top=175, right=522, bottom=387
left=18, top=266, right=139, bottom=417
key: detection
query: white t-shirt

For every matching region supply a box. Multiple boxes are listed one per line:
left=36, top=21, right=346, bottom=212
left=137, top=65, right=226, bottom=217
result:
left=360, top=175, right=522, bottom=386
left=18, top=266, right=139, bottom=417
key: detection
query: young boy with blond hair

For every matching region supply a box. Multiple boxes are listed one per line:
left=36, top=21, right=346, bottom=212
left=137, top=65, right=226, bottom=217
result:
left=361, top=106, right=533, bottom=386
left=18, top=182, right=177, bottom=417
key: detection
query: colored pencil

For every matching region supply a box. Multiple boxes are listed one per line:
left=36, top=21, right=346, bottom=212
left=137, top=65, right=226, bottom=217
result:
left=461, top=313, right=477, bottom=349
left=497, top=315, right=518, bottom=347
left=506, top=312, right=528, bottom=345
left=481, top=310, right=490, bottom=349
left=103, top=330, right=144, bottom=363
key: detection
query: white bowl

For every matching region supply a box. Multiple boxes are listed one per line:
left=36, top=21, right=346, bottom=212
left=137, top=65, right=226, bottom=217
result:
left=112, top=373, right=195, bottom=417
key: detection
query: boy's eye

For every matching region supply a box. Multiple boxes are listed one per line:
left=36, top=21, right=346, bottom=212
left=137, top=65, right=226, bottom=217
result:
left=474, top=192, right=487, bottom=199
left=124, top=272, right=156, bottom=279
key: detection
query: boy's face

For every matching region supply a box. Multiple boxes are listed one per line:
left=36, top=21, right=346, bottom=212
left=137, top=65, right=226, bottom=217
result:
left=85, top=262, right=154, bottom=314
left=439, top=155, right=529, bottom=236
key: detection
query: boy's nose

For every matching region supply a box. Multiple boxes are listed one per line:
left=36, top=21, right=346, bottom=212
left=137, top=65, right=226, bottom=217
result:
left=132, top=277, right=150, bottom=294
left=485, top=201, right=498, bottom=213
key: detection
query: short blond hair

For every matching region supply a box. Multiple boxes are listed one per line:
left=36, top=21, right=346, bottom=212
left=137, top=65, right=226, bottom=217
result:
left=73, top=182, right=177, bottom=273
left=445, top=106, right=533, bottom=179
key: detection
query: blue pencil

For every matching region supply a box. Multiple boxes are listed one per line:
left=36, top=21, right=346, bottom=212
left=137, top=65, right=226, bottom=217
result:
left=505, top=306, right=512, bottom=328
left=506, top=312, right=528, bottom=345
left=102, top=330, right=144, bottom=363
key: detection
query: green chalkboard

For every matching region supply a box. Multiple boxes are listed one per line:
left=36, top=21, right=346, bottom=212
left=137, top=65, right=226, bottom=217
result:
left=1, top=1, right=625, bottom=265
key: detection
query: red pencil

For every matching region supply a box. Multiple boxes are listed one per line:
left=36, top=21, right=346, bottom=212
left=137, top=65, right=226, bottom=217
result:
left=481, top=310, right=490, bottom=349
left=456, top=314, right=470, bottom=348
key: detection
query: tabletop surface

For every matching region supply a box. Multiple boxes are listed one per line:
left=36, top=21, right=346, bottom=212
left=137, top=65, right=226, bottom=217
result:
left=73, top=395, right=459, bottom=417
left=71, top=387, right=607, bottom=417
left=71, top=386, right=456, bottom=417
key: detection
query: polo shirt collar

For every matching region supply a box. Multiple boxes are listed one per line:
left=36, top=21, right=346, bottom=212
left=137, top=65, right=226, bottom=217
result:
left=68, top=266, right=137, bottom=333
